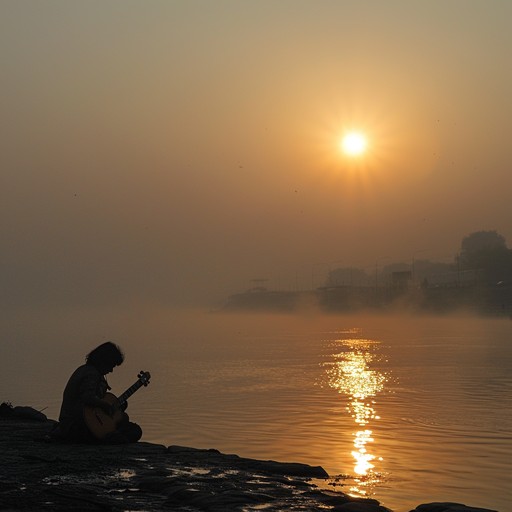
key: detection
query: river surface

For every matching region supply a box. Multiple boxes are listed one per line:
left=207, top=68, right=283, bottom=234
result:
left=2, top=309, right=511, bottom=511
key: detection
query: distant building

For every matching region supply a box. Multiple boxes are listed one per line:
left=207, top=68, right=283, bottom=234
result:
left=392, top=271, right=412, bottom=289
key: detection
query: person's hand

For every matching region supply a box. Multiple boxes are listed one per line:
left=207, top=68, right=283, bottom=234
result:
left=99, top=402, right=117, bottom=416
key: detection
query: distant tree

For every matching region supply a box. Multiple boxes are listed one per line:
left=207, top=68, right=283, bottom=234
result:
left=461, top=230, right=507, bottom=255
left=459, top=230, right=512, bottom=284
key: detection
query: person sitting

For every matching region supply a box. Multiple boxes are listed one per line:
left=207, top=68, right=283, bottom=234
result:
left=55, top=341, right=142, bottom=444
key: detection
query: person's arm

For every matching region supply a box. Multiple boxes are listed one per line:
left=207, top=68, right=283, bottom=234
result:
left=79, top=371, right=113, bottom=414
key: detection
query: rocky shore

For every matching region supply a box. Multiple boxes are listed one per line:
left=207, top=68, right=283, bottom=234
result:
left=0, top=404, right=497, bottom=512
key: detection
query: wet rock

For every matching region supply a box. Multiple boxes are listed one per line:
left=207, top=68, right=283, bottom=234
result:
left=133, top=474, right=183, bottom=492
left=410, top=504, right=498, bottom=512
left=0, top=405, right=499, bottom=512
left=332, top=502, right=393, bottom=512
left=167, top=444, right=329, bottom=478
left=0, top=413, right=355, bottom=511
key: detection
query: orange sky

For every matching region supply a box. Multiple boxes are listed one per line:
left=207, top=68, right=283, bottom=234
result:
left=2, top=1, right=512, bottom=307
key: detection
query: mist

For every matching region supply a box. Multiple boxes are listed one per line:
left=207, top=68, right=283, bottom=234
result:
left=2, top=1, right=512, bottom=319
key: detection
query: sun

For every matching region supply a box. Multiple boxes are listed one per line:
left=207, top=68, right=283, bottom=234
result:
left=341, top=132, right=368, bottom=157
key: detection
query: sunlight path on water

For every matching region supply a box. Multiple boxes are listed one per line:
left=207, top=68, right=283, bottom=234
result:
left=322, top=335, right=389, bottom=499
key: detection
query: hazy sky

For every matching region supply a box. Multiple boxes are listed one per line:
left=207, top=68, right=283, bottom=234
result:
left=2, top=0, right=512, bottom=308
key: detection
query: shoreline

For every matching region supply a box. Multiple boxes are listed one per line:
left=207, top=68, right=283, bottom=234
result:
left=0, top=405, right=497, bottom=512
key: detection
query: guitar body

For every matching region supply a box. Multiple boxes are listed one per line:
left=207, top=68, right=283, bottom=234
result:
left=83, top=370, right=151, bottom=440
left=83, top=392, right=126, bottom=440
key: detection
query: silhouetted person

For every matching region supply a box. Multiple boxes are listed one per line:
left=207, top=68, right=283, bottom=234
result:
left=55, top=342, right=142, bottom=444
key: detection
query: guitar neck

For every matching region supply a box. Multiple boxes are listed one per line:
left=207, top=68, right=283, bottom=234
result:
left=117, top=380, right=145, bottom=407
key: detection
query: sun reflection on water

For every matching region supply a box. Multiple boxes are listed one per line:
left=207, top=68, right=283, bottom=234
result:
left=324, top=338, right=387, bottom=497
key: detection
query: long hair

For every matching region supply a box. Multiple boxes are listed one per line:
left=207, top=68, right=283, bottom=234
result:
left=86, top=342, right=124, bottom=368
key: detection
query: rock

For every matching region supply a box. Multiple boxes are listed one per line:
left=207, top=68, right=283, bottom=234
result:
left=0, top=406, right=498, bottom=512
left=333, top=503, right=393, bottom=512
left=1, top=402, right=48, bottom=421
left=0, top=415, right=354, bottom=511
left=167, top=445, right=329, bottom=478
left=410, top=503, right=498, bottom=512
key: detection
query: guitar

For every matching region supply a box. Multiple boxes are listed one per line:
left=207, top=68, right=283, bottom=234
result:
left=83, top=370, right=151, bottom=439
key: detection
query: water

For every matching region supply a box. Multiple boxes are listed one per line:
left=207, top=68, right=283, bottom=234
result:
left=2, top=309, right=511, bottom=511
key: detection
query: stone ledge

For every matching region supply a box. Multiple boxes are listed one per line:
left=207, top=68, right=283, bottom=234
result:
left=0, top=405, right=498, bottom=512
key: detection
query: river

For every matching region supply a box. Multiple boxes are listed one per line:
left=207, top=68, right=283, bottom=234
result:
left=2, top=308, right=511, bottom=511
